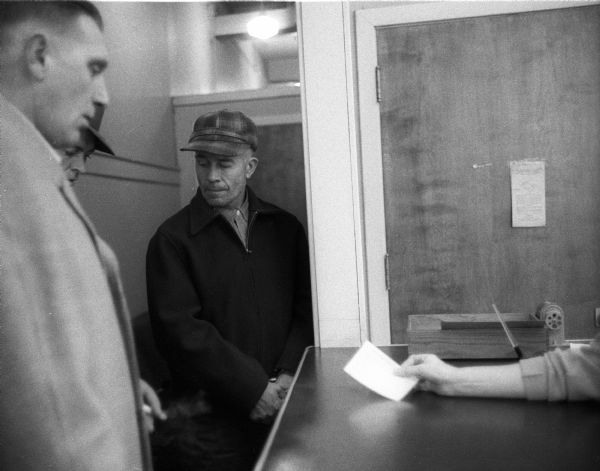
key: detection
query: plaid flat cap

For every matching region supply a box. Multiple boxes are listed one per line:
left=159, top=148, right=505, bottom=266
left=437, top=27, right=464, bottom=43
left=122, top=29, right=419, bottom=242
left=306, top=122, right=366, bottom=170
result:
left=180, top=109, right=258, bottom=156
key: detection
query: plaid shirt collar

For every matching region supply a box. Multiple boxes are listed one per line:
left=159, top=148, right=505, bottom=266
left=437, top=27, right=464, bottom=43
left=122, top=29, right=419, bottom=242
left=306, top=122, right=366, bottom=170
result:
left=216, top=191, right=249, bottom=224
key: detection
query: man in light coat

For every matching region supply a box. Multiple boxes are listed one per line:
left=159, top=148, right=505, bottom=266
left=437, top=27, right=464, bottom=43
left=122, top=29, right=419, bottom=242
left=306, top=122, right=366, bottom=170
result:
left=0, top=2, right=152, bottom=469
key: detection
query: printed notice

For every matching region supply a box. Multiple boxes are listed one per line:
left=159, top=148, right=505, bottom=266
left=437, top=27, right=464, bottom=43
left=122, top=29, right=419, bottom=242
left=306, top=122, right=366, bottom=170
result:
left=343, top=341, right=418, bottom=401
left=510, top=160, right=546, bottom=227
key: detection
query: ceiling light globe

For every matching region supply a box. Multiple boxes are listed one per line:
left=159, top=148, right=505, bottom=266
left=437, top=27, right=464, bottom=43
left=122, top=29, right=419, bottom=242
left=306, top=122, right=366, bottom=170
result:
left=247, top=15, right=280, bottom=40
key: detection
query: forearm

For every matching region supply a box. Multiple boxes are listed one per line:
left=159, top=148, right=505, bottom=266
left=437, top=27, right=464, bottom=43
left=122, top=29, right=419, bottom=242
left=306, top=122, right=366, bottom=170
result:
left=401, top=339, right=600, bottom=401
left=447, top=363, right=526, bottom=398
left=157, top=314, right=270, bottom=410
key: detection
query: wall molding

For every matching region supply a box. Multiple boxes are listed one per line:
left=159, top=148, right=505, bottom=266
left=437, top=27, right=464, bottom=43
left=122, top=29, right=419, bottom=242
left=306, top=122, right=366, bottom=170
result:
left=82, top=172, right=180, bottom=187
left=172, top=83, right=300, bottom=107
left=98, top=152, right=180, bottom=172
left=85, top=152, right=180, bottom=187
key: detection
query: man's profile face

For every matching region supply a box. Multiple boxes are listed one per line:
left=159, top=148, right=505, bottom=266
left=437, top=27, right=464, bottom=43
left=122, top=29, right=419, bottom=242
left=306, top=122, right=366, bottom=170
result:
left=194, top=149, right=258, bottom=209
left=35, top=15, right=109, bottom=150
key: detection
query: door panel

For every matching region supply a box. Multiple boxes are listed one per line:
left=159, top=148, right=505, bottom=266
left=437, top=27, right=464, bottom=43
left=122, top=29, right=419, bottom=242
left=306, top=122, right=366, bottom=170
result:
left=377, top=6, right=600, bottom=342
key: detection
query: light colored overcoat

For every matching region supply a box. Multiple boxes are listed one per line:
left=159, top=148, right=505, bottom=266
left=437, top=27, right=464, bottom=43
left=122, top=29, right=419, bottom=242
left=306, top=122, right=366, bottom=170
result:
left=0, top=93, right=151, bottom=470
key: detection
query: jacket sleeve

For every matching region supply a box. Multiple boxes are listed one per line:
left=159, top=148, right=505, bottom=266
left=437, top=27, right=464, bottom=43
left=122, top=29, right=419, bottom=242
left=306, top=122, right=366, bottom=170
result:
left=275, top=222, right=314, bottom=373
left=519, top=334, right=600, bottom=401
left=146, top=230, right=269, bottom=413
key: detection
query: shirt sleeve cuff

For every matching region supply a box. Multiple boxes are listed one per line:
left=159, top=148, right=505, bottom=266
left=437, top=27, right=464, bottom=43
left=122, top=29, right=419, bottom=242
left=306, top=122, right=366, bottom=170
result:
left=519, top=356, right=549, bottom=400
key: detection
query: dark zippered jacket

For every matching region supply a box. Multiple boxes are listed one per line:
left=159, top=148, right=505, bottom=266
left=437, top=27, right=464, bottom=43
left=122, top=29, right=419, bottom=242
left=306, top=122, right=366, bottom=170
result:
left=146, top=187, right=313, bottom=414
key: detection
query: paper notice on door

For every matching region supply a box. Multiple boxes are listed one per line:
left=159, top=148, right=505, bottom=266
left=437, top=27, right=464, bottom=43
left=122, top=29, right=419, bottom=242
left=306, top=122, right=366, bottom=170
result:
left=343, top=341, right=418, bottom=401
left=510, top=160, right=546, bottom=227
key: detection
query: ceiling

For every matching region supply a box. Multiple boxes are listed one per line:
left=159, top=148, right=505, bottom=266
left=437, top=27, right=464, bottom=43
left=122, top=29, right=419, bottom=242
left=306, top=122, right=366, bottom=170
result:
left=253, top=31, right=298, bottom=60
left=211, top=1, right=299, bottom=80
left=213, top=1, right=292, bottom=16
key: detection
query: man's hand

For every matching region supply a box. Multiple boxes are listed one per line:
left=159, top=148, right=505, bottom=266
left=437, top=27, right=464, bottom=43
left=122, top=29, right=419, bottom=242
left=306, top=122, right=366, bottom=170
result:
left=249, top=382, right=285, bottom=424
left=140, top=379, right=167, bottom=433
left=395, top=354, right=460, bottom=396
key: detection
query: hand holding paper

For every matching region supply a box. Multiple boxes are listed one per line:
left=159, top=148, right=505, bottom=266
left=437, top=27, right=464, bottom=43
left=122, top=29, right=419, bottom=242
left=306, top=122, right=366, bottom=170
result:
left=344, top=341, right=418, bottom=401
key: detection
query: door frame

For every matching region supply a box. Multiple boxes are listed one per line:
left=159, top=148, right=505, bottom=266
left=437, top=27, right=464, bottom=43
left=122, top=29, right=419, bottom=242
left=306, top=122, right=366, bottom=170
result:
left=355, top=1, right=590, bottom=345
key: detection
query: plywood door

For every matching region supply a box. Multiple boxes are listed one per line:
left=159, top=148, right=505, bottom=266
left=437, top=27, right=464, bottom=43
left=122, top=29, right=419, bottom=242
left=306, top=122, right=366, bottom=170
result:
left=377, top=6, right=600, bottom=342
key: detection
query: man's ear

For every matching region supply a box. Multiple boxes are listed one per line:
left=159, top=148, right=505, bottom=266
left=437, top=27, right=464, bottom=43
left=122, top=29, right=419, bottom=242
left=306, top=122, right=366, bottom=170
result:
left=24, top=34, right=49, bottom=81
left=246, top=156, right=259, bottom=179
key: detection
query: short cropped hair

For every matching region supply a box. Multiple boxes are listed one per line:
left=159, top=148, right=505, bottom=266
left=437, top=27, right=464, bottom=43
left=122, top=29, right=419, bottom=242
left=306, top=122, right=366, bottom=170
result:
left=0, top=1, right=103, bottom=45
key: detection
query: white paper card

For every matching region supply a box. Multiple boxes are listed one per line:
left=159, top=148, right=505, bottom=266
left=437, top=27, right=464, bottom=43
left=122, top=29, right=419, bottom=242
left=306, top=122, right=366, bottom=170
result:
left=510, top=160, right=546, bottom=227
left=343, top=341, right=418, bottom=401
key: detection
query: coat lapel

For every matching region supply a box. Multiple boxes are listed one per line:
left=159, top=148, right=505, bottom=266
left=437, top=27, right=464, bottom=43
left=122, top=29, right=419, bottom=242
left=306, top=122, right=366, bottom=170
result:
left=59, top=180, right=103, bottom=252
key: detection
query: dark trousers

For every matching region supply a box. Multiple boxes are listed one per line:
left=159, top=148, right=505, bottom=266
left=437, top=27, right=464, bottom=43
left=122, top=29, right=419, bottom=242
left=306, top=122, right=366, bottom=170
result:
left=152, top=410, right=271, bottom=471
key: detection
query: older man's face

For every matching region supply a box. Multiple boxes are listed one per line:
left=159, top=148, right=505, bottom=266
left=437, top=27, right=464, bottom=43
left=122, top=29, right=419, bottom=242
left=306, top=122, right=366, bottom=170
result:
left=35, top=15, right=109, bottom=150
left=194, top=149, right=258, bottom=209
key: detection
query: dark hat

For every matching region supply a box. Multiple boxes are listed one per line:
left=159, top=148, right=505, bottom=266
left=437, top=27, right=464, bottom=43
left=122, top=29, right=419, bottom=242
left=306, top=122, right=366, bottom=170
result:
left=83, top=104, right=114, bottom=156
left=87, top=126, right=114, bottom=155
left=180, top=109, right=258, bottom=156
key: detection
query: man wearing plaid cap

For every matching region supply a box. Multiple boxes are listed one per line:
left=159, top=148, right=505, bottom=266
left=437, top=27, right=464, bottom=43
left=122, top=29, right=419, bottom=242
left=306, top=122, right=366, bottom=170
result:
left=146, top=110, right=314, bottom=470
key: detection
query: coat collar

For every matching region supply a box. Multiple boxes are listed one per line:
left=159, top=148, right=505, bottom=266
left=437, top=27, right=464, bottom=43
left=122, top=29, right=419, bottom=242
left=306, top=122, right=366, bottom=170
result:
left=189, top=186, right=282, bottom=236
left=0, top=92, right=101, bottom=247
left=0, top=92, right=65, bottom=189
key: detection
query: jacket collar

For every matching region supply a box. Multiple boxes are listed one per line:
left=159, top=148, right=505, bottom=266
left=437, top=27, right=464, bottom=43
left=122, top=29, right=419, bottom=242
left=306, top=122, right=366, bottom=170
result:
left=189, top=186, right=282, bottom=236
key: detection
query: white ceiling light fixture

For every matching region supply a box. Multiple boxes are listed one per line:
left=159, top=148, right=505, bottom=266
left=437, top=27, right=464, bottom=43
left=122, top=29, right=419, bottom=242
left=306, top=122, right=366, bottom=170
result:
left=247, top=14, right=280, bottom=40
